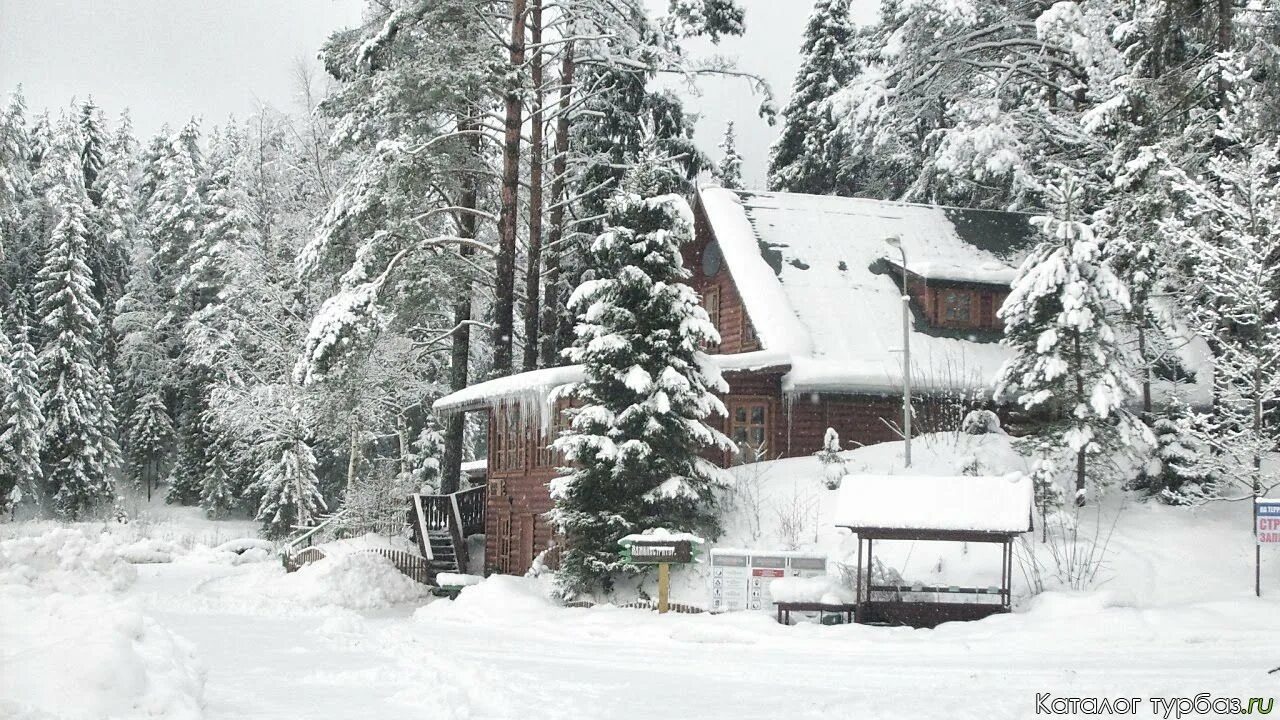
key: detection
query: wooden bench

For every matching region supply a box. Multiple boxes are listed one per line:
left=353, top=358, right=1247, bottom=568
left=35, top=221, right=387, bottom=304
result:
left=774, top=601, right=857, bottom=625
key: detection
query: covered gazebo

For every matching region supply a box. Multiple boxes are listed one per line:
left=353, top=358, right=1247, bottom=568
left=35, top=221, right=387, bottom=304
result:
left=834, top=473, right=1033, bottom=628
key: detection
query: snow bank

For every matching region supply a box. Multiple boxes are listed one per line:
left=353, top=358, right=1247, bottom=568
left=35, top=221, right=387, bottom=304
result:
left=0, top=591, right=205, bottom=720
left=415, top=574, right=557, bottom=623
left=768, top=575, right=857, bottom=605
left=271, top=552, right=429, bottom=609
left=117, top=537, right=183, bottom=564
left=213, top=537, right=275, bottom=555
left=0, top=528, right=137, bottom=593
left=317, top=532, right=417, bottom=557
left=435, top=572, right=484, bottom=587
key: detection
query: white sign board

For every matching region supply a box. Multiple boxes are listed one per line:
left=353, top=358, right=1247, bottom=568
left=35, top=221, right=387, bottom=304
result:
left=1258, top=500, right=1280, bottom=544
left=709, top=549, right=828, bottom=613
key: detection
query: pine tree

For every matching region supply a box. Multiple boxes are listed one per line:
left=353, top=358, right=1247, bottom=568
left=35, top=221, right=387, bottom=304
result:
left=126, top=391, right=173, bottom=501
left=767, top=0, right=857, bottom=195
left=551, top=151, right=731, bottom=595
left=994, top=177, right=1148, bottom=506
left=250, top=432, right=326, bottom=538
left=0, top=310, right=44, bottom=510
left=715, top=121, right=743, bottom=190
left=35, top=154, right=120, bottom=519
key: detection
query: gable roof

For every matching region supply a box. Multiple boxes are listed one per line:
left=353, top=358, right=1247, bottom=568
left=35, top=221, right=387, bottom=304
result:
left=698, top=188, right=1038, bottom=395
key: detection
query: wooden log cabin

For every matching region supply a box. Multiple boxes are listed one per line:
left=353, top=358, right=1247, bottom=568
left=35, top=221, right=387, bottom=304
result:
left=433, top=188, right=1046, bottom=577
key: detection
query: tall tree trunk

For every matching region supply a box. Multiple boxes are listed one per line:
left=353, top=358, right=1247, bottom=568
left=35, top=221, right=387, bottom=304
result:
left=492, top=0, right=527, bottom=376
left=346, top=422, right=361, bottom=493
left=541, top=39, right=576, bottom=367
left=1074, top=331, right=1087, bottom=505
left=1137, top=312, right=1152, bottom=414
left=522, top=0, right=545, bottom=372
left=442, top=118, right=481, bottom=496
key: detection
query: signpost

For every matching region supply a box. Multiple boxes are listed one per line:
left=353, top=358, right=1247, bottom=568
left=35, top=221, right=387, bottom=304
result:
left=1256, top=499, right=1280, bottom=597
left=619, top=531, right=703, bottom=613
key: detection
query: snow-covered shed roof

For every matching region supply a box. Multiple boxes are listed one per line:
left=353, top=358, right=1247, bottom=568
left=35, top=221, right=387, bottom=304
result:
left=698, top=188, right=1040, bottom=395
left=833, top=473, right=1033, bottom=536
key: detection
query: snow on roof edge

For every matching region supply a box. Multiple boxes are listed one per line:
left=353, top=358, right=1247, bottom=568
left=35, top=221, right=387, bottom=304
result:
left=697, top=188, right=813, bottom=358
left=433, top=351, right=797, bottom=415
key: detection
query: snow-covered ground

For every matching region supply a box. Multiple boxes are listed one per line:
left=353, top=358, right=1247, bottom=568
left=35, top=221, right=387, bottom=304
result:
left=4, top=436, right=1279, bottom=719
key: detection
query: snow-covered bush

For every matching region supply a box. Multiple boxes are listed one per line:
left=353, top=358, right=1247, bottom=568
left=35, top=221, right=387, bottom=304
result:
left=272, top=552, right=429, bottom=609
left=961, top=410, right=1004, bottom=436
left=814, top=427, right=846, bottom=490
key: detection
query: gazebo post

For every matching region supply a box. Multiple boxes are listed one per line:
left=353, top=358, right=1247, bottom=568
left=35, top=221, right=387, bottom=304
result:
left=855, top=535, right=863, bottom=606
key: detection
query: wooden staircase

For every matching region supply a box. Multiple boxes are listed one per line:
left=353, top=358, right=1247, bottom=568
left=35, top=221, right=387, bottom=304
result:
left=409, top=487, right=486, bottom=575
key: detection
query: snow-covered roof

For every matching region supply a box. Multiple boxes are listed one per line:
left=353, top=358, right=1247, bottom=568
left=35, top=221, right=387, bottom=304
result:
left=618, top=529, right=706, bottom=546
left=833, top=473, right=1033, bottom=535
left=699, top=188, right=1039, bottom=395
left=433, top=365, right=586, bottom=414
left=432, top=351, right=793, bottom=415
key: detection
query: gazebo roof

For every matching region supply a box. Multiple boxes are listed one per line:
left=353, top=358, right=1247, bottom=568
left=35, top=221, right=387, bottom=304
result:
left=834, top=473, right=1033, bottom=540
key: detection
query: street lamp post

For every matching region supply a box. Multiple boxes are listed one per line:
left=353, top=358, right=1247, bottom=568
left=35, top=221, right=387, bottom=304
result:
left=884, top=236, right=911, bottom=467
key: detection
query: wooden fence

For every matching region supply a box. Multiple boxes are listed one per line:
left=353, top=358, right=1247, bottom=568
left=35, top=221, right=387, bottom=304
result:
left=562, top=599, right=705, bottom=614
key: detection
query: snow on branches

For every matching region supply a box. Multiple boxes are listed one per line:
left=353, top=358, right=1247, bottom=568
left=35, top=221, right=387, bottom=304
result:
left=551, top=156, right=731, bottom=594
left=995, top=177, right=1148, bottom=504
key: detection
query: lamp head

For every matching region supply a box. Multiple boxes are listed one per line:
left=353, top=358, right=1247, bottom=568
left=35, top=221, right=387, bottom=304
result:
left=884, top=235, right=902, bottom=248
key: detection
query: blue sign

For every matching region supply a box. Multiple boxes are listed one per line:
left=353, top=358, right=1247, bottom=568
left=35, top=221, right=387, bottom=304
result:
left=1258, top=501, right=1280, bottom=516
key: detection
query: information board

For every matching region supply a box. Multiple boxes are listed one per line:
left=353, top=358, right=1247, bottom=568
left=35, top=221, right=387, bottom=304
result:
left=1258, top=500, right=1280, bottom=544
left=709, top=549, right=829, bottom=612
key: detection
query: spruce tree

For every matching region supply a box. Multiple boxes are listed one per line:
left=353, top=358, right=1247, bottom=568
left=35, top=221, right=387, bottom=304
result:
left=126, top=391, right=173, bottom=502
left=35, top=161, right=120, bottom=519
left=767, top=0, right=857, bottom=195
left=0, top=309, right=44, bottom=510
left=250, top=432, right=326, bottom=538
left=716, top=121, right=743, bottom=190
left=994, top=177, right=1147, bottom=506
left=552, top=151, right=731, bottom=595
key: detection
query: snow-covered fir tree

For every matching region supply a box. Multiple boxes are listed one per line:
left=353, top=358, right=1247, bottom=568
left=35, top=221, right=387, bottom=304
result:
left=551, top=150, right=732, bottom=595
left=1143, top=410, right=1214, bottom=505
left=34, top=145, right=121, bottom=519
left=249, top=429, right=326, bottom=538
left=767, top=0, right=857, bottom=195
left=715, top=121, right=743, bottom=190
left=126, top=390, right=173, bottom=500
left=995, top=177, right=1148, bottom=506
left=0, top=309, right=44, bottom=511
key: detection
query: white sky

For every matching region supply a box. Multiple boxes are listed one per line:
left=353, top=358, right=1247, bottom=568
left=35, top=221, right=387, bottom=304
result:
left=0, top=0, right=878, bottom=189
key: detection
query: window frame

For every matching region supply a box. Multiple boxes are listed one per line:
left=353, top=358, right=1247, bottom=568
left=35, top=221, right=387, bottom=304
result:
left=726, top=397, right=771, bottom=458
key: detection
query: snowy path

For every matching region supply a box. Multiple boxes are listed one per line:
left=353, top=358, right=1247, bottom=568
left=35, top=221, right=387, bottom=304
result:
left=131, top=562, right=1280, bottom=720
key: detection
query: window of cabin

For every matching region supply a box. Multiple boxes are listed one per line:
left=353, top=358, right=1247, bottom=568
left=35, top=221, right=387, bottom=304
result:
left=703, top=286, right=721, bottom=350
left=728, top=399, right=769, bottom=458
left=534, top=403, right=571, bottom=469
left=742, top=314, right=758, bottom=348
left=943, top=290, right=972, bottom=324
left=493, top=403, right=524, bottom=472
